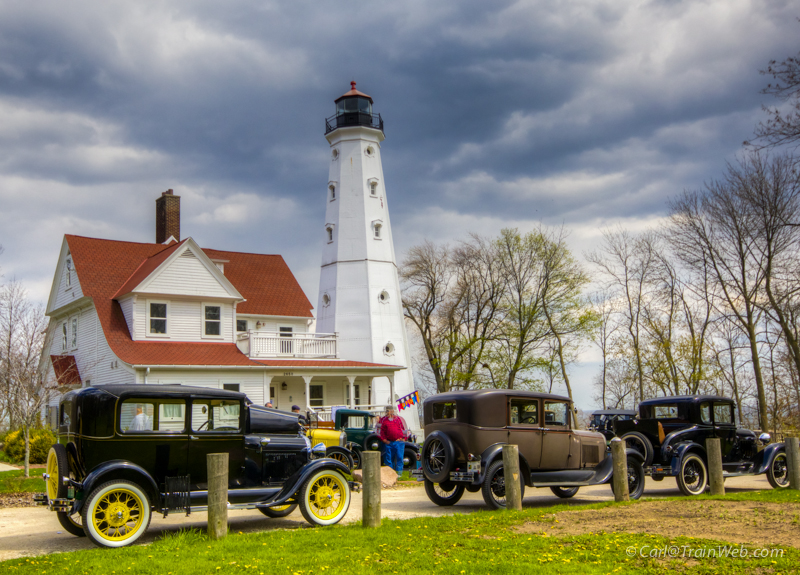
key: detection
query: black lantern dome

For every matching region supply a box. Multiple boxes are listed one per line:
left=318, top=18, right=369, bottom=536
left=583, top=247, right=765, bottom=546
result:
left=325, top=81, right=384, bottom=134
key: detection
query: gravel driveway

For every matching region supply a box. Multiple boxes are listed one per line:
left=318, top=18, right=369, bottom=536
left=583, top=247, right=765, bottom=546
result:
left=0, top=475, right=773, bottom=561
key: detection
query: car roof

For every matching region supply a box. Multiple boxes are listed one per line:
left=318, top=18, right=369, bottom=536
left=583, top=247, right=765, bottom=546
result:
left=638, top=395, right=733, bottom=406
left=81, top=384, right=247, bottom=401
left=336, top=409, right=373, bottom=417
left=591, top=409, right=636, bottom=416
left=426, top=389, right=571, bottom=403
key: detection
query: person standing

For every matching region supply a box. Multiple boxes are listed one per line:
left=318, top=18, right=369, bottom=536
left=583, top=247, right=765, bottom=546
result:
left=130, top=404, right=152, bottom=431
left=378, top=405, right=406, bottom=475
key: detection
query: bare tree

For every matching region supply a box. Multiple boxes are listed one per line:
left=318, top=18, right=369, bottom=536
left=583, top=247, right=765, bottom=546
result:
left=748, top=48, right=800, bottom=149
left=588, top=290, right=620, bottom=409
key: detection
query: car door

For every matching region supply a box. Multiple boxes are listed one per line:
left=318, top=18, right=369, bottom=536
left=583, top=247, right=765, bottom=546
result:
left=116, top=397, right=189, bottom=488
left=539, top=400, right=572, bottom=470
left=506, top=398, right=542, bottom=470
left=712, top=401, right=737, bottom=464
left=187, top=398, right=247, bottom=491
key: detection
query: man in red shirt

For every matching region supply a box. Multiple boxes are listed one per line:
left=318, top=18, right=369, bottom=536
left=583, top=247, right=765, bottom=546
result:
left=378, top=405, right=406, bottom=475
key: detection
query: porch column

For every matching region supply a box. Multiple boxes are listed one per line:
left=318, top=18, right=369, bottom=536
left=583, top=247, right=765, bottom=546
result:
left=368, top=377, right=375, bottom=407
left=388, top=374, right=395, bottom=408
left=346, top=376, right=356, bottom=409
left=262, top=374, right=273, bottom=406
left=302, top=375, right=313, bottom=411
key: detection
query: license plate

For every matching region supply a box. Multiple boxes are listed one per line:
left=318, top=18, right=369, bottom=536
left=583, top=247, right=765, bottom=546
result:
left=468, top=461, right=480, bottom=473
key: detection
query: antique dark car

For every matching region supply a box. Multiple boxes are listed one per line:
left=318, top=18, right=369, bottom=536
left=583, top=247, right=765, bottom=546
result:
left=35, top=385, right=354, bottom=548
left=415, top=390, right=645, bottom=509
left=589, top=409, right=637, bottom=441
left=335, top=408, right=420, bottom=471
left=614, top=394, right=789, bottom=495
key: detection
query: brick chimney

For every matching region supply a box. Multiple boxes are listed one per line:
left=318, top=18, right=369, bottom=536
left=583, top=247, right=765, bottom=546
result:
left=155, top=189, right=180, bottom=244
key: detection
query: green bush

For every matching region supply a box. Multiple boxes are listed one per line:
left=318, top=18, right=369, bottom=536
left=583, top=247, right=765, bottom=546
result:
left=4, top=428, right=57, bottom=464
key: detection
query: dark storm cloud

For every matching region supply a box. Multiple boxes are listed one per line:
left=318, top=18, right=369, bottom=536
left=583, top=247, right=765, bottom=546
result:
left=0, top=0, right=798, bottom=307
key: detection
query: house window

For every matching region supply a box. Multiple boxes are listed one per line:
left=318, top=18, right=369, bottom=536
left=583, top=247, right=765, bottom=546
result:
left=70, top=318, right=78, bottom=349
left=345, top=384, right=361, bottom=406
left=236, top=319, right=248, bottom=332
left=148, top=302, right=167, bottom=335
left=223, top=383, right=240, bottom=392
left=61, top=322, right=67, bottom=352
left=310, top=384, right=325, bottom=407
left=65, top=259, right=72, bottom=288
left=204, top=305, right=221, bottom=336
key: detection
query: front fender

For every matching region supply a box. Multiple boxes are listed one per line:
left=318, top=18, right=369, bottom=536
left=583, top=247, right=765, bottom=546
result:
left=76, top=460, right=160, bottom=514
left=477, top=443, right=532, bottom=487
left=753, top=442, right=785, bottom=475
left=269, top=458, right=351, bottom=505
left=596, top=447, right=643, bottom=484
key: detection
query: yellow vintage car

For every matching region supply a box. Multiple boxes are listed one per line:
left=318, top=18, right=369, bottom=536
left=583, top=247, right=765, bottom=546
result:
left=306, top=425, right=355, bottom=470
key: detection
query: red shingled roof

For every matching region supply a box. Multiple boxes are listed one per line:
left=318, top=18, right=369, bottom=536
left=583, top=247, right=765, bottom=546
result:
left=65, top=235, right=313, bottom=367
left=51, top=355, right=81, bottom=386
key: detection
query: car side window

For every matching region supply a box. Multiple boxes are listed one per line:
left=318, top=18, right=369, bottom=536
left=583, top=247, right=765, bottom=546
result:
left=120, top=399, right=185, bottom=433
left=543, top=401, right=569, bottom=427
left=713, top=402, right=734, bottom=425
left=192, top=399, right=241, bottom=432
left=700, top=402, right=712, bottom=424
left=509, top=399, right=539, bottom=425
left=432, top=402, right=457, bottom=420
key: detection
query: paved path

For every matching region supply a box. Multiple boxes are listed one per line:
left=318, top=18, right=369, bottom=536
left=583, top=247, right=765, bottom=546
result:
left=0, top=475, right=773, bottom=561
left=0, top=463, right=18, bottom=472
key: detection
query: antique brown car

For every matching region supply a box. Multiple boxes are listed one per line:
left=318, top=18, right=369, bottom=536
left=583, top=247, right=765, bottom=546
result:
left=416, top=390, right=645, bottom=508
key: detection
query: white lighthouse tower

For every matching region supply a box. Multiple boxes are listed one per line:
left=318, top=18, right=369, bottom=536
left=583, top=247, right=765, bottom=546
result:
left=317, top=82, right=418, bottom=428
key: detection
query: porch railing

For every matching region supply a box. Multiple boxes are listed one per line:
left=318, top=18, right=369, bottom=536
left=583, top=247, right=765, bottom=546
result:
left=239, top=331, right=338, bottom=359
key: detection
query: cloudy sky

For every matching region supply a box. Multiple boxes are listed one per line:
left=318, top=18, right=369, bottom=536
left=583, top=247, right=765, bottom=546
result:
left=0, top=0, right=796, bottom=406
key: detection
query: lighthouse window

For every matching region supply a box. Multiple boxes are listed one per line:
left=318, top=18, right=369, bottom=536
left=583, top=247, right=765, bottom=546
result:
left=329, top=185, right=336, bottom=201
left=369, top=181, right=378, bottom=196
left=326, top=226, right=334, bottom=242
left=373, top=223, right=382, bottom=239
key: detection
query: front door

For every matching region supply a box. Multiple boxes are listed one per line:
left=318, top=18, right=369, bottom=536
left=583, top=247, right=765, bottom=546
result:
left=712, top=401, right=737, bottom=464
left=187, top=398, right=247, bottom=491
left=506, top=398, right=542, bottom=470
left=539, top=400, right=572, bottom=470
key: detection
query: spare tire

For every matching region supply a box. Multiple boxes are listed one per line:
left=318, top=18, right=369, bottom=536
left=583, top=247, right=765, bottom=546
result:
left=362, top=433, right=382, bottom=452
left=620, top=431, right=654, bottom=466
left=421, top=431, right=455, bottom=483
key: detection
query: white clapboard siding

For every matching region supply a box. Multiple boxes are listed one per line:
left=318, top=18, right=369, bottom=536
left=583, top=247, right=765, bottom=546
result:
left=247, top=318, right=309, bottom=333
left=53, top=259, right=84, bottom=311
left=118, top=296, right=135, bottom=337
left=143, top=250, right=231, bottom=297
left=134, top=298, right=234, bottom=342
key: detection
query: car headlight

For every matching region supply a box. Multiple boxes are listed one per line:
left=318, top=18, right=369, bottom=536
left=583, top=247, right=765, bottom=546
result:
left=302, top=435, right=311, bottom=450
left=339, top=431, right=347, bottom=447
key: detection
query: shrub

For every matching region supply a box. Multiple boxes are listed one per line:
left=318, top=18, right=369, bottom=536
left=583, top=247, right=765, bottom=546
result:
left=4, top=428, right=57, bottom=464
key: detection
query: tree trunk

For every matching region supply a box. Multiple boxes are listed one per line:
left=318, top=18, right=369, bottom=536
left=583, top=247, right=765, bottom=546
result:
left=24, top=426, right=30, bottom=478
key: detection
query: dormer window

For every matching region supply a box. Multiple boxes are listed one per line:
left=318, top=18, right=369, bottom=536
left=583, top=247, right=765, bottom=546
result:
left=204, top=305, right=222, bottom=336
left=148, top=302, right=168, bottom=335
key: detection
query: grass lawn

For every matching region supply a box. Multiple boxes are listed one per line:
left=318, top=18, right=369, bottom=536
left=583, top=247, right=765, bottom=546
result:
left=0, top=468, right=45, bottom=493
left=2, top=489, right=798, bottom=575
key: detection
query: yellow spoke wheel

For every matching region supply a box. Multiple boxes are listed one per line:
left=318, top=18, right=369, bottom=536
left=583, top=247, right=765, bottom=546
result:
left=82, top=480, right=151, bottom=548
left=299, top=469, right=350, bottom=526
left=45, top=444, right=68, bottom=502
left=259, top=502, right=298, bottom=518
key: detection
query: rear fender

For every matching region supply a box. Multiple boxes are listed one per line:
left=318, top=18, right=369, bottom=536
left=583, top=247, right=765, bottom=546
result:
left=753, top=442, right=785, bottom=475
left=477, top=444, right=532, bottom=486
left=75, top=460, right=160, bottom=514
left=669, top=442, right=706, bottom=475
left=270, top=459, right=351, bottom=505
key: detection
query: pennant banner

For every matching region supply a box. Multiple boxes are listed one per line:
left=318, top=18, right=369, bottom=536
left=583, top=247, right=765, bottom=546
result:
left=397, top=391, right=420, bottom=411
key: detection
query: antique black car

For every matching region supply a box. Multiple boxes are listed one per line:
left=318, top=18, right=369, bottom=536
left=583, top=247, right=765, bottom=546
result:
left=614, top=394, right=789, bottom=495
left=415, top=390, right=645, bottom=508
left=35, top=385, right=353, bottom=548
left=589, top=409, right=637, bottom=441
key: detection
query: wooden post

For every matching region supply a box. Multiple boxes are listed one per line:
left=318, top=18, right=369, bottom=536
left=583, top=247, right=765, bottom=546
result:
left=705, top=438, right=725, bottom=496
left=787, top=436, right=800, bottom=491
left=362, top=451, right=381, bottom=527
left=207, top=453, right=228, bottom=540
left=502, top=444, right=522, bottom=511
left=610, top=438, right=629, bottom=502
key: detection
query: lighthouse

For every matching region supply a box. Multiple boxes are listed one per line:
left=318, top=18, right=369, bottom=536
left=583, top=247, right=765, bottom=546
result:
left=317, top=82, right=418, bottom=428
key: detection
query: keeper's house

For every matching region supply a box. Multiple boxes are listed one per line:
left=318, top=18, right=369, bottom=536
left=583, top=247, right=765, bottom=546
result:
left=42, top=191, right=401, bottom=426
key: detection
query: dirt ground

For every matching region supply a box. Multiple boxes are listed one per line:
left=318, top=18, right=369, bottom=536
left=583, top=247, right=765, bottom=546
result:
left=515, top=500, right=800, bottom=548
